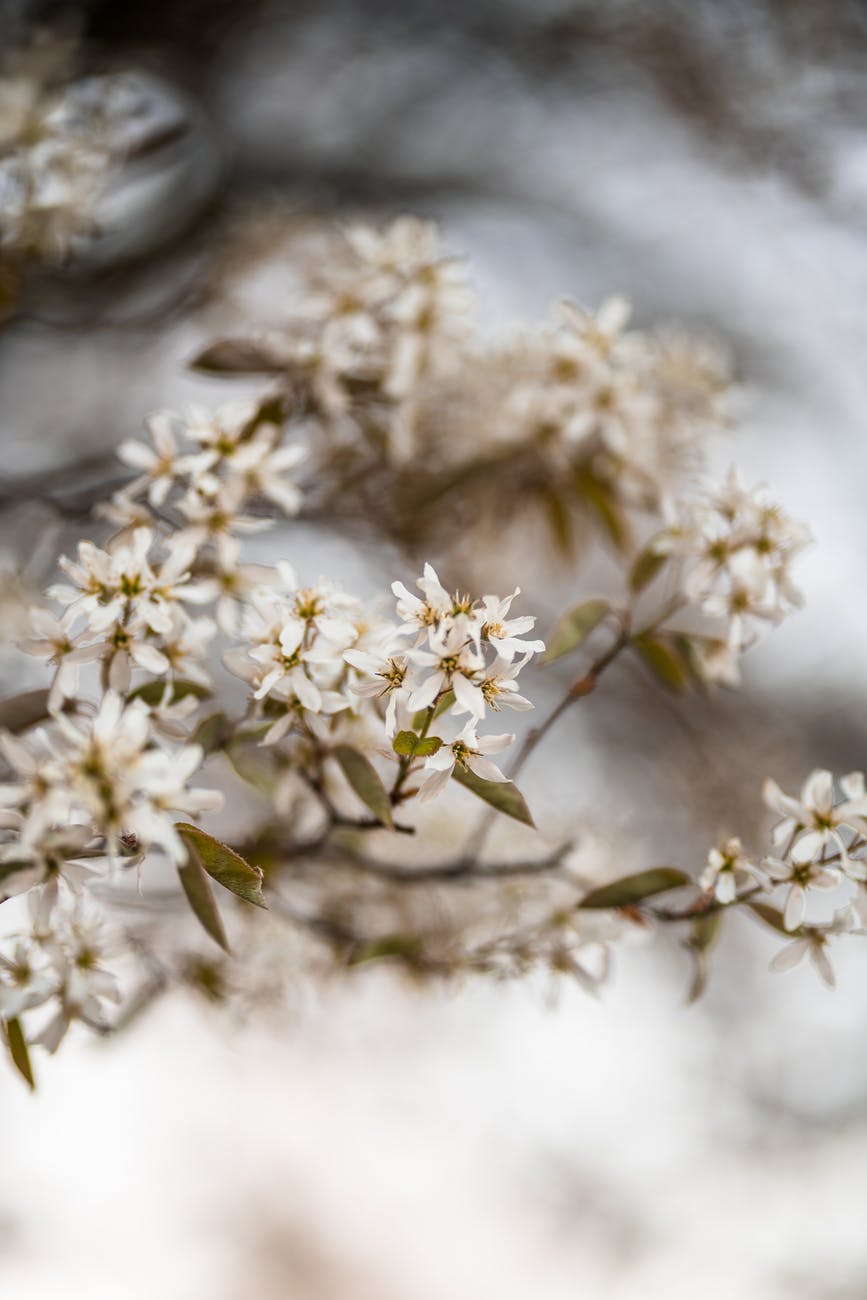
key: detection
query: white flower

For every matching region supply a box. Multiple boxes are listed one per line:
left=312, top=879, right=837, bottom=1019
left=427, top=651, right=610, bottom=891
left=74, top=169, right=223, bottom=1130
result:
left=118, top=410, right=186, bottom=506
left=769, top=909, right=855, bottom=990
left=474, top=589, right=545, bottom=663
left=391, top=562, right=453, bottom=639
left=0, top=939, right=56, bottom=1018
left=17, top=692, right=224, bottom=863
left=700, top=836, right=766, bottom=904
left=417, top=721, right=514, bottom=802
left=31, top=904, right=123, bottom=1052
left=763, top=769, right=867, bottom=866
left=18, top=605, right=102, bottom=707
left=343, top=646, right=408, bottom=735
left=176, top=479, right=271, bottom=561
left=408, top=621, right=485, bottom=714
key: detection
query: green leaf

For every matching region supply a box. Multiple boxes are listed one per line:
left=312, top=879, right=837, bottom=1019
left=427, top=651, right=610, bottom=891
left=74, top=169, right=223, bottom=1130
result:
left=177, top=855, right=230, bottom=953
left=541, top=486, right=574, bottom=555
left=629, top=545, right=668, bottom=594
left=347, top=934, right=423, bottom=967
left=191, top=712, right=228, bottom=755
left=632, top=632, right=691, bottom=692
left=452, top=767, right=535, bottom=827
left=413, top=691, right=455, bottom=729
left=578, top=867, right=690, bottom=909
left=392, top=731, right=443, bottom=759
left=333, top=744, right=394, bottom=829
left=575, top=468, right=631, bottom=551
left=176, top=823, right=267, bottom=909
left=225, top=742, right=279, bottom=796
left=4, top=1017, right=35, bottom=1090
left=189, top=338, right=286, bottom=375
left=544, top=599, right=610, bottom=664
left=393, top=730, right=419, bottom=757
left=413, top=737, right=443, bottom=757
left=746, top=901, right=800, bottom=936
left=0, top=689, right=50, bottom=733
left=128, top=679, right=211, bottom=707
left=685, top=911, right=723, bottom=1004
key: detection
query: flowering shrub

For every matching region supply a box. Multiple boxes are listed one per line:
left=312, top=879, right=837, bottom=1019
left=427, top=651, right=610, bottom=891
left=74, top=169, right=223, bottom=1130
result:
left=1, top=194, right=849, bottom=1091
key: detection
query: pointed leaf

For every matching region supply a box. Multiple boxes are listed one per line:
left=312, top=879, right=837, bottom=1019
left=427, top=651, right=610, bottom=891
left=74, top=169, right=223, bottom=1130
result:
left=413, top=691, right=455, bottom=729
left=579, top=867, right=690, bottom=909
left=746, top=901, right=801, bottom=936
left=225, top=741, right=279, bottom=796
left=685, top=911, right=723, bottom=1004
left=177, top=855, right=229, bottom=952
left=575, top=469, right=631, bottom=551
left=191, top=711, right=228, bottom=755
left=632, top=632, right=691, bottom=692
left=333, top=744, right=394, bottom=829
left=347, top=934, right=423, bottom=967
left=452, top=767, right=535, bottom=827
left=189, top=338, right=287, bottom=375
left=177, top=823, right=267, bottom=909
left=629, top=545, right=667, bottom=594
left=544, top=599, right=610, bottom=664
left=0, top=689, right=50, bottom=733
left=128, top=679, right=211, bottom=707
left=4, top=1017, right=35, bottom=1090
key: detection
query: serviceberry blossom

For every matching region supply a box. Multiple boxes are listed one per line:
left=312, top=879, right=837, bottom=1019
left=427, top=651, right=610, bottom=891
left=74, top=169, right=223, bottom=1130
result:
left=700, top=836, right=766, bottom=904
left=656, top=469, right=809, bottom=659
left=769, top=908, right=856, bottom=991
left=417, top=721, right=513, bottom=802
left=0, top=692, right=222, bottom=864
left=0, top=206, right=841, bottom=1082
left=0, top=41, right=140, bottom=263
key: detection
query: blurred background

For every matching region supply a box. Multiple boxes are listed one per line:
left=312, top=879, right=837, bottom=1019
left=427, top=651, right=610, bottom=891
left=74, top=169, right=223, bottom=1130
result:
left=2, top=2, right=867, bottom=1297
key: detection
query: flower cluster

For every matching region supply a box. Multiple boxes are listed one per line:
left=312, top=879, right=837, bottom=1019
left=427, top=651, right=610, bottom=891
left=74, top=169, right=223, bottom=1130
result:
left=0, top=894, right=121, bottom=1052
left=225, top=560, right=544, bottom=801
left=650, top=468, right=809, bottom=683
left=0, top=206, right=833, bottom=1085
left=501, top=299, right=728, bottom=501
left=237, top=216, right=474, bottom=465
left=0, top=40, right=121, bottom=262
left=106, top=400, right=308, bottom=634
left=197, top=215, right=731, bottom=547
left=0, top=691, right=221, bottom=877
left=697, top=769, right=867, bottom=989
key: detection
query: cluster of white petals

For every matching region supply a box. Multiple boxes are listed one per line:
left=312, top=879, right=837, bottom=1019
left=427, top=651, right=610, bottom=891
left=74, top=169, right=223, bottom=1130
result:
left=702, top=770, right=867, bottom=989
left=656, top=468, right=809, bottom=680
left=0, top=691, right=221, bottom=875
left=502, top=298, right=728, bottom=501
left=212, top=216, right=732, bottom=520
left=225, top=560, right=544, bottom=802
left=106, top=400, right=308, bottom=634
left=0, top=894, right=121, bottom=1052
left=0, top=42, right=127, bottom=261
